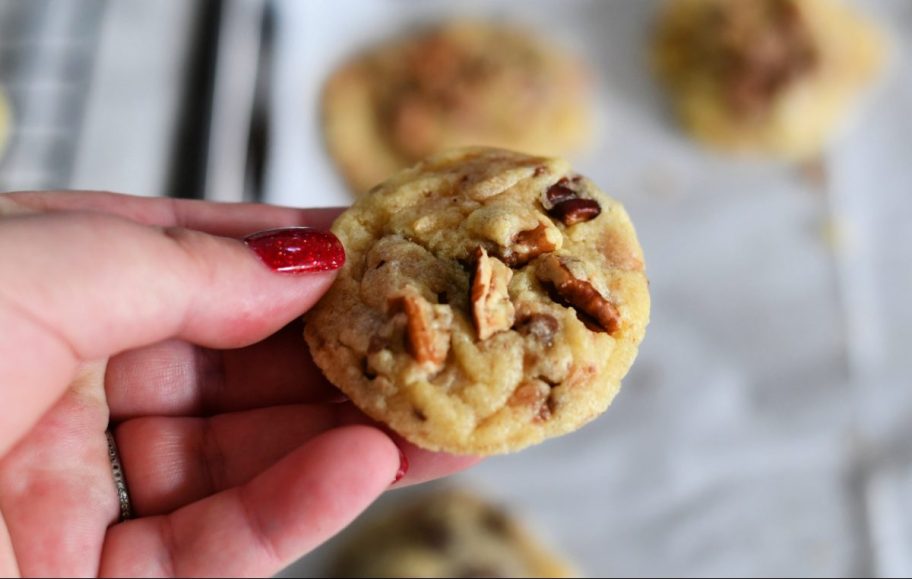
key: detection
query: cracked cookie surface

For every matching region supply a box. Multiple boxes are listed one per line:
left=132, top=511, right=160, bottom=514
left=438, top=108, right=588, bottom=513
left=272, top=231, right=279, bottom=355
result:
left=305, top=148, right=650, bottom=455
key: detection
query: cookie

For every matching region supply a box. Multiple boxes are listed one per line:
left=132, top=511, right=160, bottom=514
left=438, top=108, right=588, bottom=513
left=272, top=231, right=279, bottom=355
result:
left=304, top=148, right=649, bottom=455
left=322, top=21, right=591, bottom=194
left=0, top=88, right=12, bottom=161
left=652, top=0, right=885, bottom=159
left=329, top=489, right=577, bottom=578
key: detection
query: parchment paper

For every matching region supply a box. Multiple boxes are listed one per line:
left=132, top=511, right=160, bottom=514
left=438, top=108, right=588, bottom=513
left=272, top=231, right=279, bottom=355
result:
left=265, top=1, right=912, bottom=575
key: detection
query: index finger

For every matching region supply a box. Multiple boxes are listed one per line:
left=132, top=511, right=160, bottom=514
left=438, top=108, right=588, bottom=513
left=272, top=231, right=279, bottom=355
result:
left=1, top=190, right=344, bottom=238
left=0, top=207, right=343, bottom=458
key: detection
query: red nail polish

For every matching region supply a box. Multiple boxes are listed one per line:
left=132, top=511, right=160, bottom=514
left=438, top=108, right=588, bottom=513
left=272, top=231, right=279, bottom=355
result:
left=393, top=446, right=409, bottom=484
left=244, top=227, right=345, bottom=274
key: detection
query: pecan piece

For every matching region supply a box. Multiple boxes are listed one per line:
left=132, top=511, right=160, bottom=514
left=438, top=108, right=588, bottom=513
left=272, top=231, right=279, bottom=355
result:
left=549, top=198, right=601, bottom=226
left=391, top=290, right=453, bottom=371
left=471, top=248, right=515, bottom=340
left=544, top=179, right=578, bottom=207
left=537, top=255, right=620, bottom=334
left=543, top=179, right=601, bottom=226
left=502, top=223, right=559, bottom=267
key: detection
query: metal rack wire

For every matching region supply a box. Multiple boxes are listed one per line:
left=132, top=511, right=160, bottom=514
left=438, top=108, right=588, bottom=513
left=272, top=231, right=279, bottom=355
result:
left=0, top=0, right=107, bottom=191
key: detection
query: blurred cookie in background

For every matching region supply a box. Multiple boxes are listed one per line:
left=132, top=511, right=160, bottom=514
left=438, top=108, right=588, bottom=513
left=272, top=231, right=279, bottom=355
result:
left=328, top=489, right=577, bottom=578
left=652, top=0, right=885, bottom=160
left=0, top=88, right=12, bottom=161
left=322, top=21, right=592, bottom=194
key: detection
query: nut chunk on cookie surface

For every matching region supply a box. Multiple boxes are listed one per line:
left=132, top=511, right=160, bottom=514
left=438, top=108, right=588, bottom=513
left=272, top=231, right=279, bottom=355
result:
left=536, top=255, right=621, bottom=335
left=471, top=248, right=515, bottom=340
left=305, top=147, right=650, bottom=455
left=394, top=290, right=453, bottom=374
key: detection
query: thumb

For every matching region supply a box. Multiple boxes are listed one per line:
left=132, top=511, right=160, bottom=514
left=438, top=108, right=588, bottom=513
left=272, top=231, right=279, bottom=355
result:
left=0, top=211, right=344, bottom=454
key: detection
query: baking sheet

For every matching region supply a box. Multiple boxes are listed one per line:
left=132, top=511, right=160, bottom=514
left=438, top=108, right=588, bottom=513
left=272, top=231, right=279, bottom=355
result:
left=265, top=1, right=912, bottom=575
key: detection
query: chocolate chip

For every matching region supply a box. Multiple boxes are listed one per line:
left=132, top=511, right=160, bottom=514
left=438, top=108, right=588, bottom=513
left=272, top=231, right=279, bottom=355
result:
left=514, top=313, right=559, bottom=347
left=545, top=179, right=578, bottom=206
left=549, top=198, right=601, bottom=226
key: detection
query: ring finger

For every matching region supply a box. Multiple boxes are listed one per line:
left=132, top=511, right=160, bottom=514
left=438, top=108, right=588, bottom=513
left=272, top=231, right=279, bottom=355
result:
left=113, top=403, right=368, bottom=516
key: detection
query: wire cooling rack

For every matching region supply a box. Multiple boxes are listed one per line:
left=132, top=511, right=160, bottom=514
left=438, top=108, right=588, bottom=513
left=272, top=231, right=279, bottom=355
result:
left=0, top=0, right=107, bottom=191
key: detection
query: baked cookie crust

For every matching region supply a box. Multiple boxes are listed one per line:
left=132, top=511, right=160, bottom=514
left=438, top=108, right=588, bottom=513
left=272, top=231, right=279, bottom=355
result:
left=305, top=148, right=649, bottom=455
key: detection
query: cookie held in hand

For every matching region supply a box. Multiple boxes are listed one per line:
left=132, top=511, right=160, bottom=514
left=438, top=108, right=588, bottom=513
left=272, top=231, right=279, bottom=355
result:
left=305, top=148, right=650, bottom=455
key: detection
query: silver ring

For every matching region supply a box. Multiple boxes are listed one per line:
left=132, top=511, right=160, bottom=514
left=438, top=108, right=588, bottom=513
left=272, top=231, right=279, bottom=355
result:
left=106, top=430, right=133, bottom=522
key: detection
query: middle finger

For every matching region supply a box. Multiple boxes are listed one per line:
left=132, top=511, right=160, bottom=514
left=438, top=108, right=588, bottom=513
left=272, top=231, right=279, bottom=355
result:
left=105, top=321, right=340, bottom=420
left=113, top=402, right=367, bottom=516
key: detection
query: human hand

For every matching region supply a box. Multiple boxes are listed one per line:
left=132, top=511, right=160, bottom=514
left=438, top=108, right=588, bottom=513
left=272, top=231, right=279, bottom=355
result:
left=0, top=191, right=478, bottom=577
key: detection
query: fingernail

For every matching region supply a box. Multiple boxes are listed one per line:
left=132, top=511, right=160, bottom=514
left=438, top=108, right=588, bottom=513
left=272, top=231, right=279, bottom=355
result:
left=392, top=446, right=409, bottom=485
left=244, top=227, right=345, bottom=274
